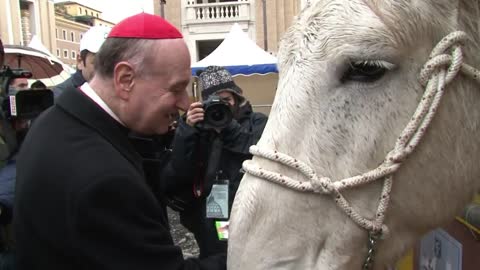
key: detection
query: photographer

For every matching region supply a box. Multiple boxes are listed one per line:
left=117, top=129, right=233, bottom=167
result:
left=0, top=38, right=14, bottom=270
left=0, top=39, right=34, bottom=270
left=164, top=65, right=267, bottom=258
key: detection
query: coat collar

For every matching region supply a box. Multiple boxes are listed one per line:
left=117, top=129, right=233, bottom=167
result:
left=56, top=87, right=144, bottom=175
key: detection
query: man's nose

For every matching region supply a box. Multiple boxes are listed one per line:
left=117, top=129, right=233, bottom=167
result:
left=176, top=90, right=191, bottom=112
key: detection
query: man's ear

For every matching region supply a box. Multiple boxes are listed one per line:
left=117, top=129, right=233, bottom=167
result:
left=113, top=61, right=136, bottom=100
left=76, top=54, right=84, bottom=70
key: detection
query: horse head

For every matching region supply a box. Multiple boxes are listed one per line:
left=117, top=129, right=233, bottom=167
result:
left=228, top=0, right=480, bottom=269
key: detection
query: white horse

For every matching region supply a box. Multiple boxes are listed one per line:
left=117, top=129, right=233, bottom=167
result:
left=228, top=0, right=480, bottom=269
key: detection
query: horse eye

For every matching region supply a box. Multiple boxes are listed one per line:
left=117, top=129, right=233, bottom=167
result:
left=341, top=60, right=393, bottom=83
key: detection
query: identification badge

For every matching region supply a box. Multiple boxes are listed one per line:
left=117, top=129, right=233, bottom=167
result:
left=215, top=221, right=229, bottom=241
left=206, top=180, right=229, bottom=219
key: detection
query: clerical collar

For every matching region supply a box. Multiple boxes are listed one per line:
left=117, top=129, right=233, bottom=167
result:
left=79, top=82, right=125, bottom=126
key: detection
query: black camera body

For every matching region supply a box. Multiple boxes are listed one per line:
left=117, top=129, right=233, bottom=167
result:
left=0, top=66, right=55, bottom=162
left=197, top=95, right=233, bottom=130
left=4, top=88, right=53, bottom=120
left=0, top=66, right=53, bottom=120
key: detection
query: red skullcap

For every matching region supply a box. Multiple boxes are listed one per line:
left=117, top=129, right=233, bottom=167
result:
left=108, top=13, right=182, bottom=39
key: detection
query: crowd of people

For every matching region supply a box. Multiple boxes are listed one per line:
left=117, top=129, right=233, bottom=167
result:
left=0, top=12, right=267, bottom=270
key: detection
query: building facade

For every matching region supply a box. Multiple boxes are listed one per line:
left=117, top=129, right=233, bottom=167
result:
left=54, top=1, right=114, bottom=66
left=56, top=1, right=114, bottom=28
left=1, top=0, right=114, bottom=68
left=0, top=0, right=56, bottom=51
left=55, top=16, right=89, bottom=66
left=155, top=0, right=305, bottom=63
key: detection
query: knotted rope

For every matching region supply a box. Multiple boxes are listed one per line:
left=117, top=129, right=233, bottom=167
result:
left=243, top=31, right=480, bottom=235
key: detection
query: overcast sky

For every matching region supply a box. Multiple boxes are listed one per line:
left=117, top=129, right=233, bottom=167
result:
left=54, top=0, right=155, bottom=24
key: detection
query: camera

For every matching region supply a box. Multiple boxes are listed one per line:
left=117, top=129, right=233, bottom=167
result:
left=197, top=95, right=233, bottom=130
left=0, top=66, right=54, bottom=120
left=0, top=66, right=54, bottom=162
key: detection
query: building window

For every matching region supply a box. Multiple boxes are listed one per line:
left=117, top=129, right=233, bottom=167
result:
left=70, top=32, right=75, bottom=42
left=80, top=33, right=83, bottom=40
left=96, top=13, right=99, bottom=18
left=62, top=30, right=67, bottom=40
left=79, top=7, right=82, bottom=14
left=85, top=9, right=87, bottom=15
left=71, top=50, right=77, bottom=59
left=56, top=49, right=60, bottom=57
left=91, top=11, right=93, bottom=16
left=63, top=49, right=68, bottom=59
left=55, top=28, right=58, bottom=38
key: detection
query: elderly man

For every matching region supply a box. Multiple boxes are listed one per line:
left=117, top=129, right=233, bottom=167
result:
left=14, top=13, right=225, bottom=270
left=52, top=25, right=110, bottom=98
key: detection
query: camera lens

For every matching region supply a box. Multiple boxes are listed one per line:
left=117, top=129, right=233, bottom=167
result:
left=211, top=109, right=225, bottom=122
left=204, top=103, right=232, bottom=129
left=199, top=94, right=234, bottom=130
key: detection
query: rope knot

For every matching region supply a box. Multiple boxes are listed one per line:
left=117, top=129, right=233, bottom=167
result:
left=419, top=31, right=467, bottom=86
left=378, top=225, right=390, bottom=239
left=311, top=176, right=332, bottom=194
left=385, top=150, right=403, bottom=165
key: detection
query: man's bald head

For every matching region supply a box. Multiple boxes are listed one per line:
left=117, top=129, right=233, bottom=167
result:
left=94, top=13, right=184, bottom=80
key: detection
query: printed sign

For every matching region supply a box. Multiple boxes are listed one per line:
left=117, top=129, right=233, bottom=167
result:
left=419, top=229, right=462, bottom=270
left=9, top=96, right=17, bottom=116
left=206, top=181, right=229, bottom=219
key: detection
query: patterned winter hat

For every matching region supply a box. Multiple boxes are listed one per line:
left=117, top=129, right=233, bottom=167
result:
left=198, top=66, right=245, bottom=105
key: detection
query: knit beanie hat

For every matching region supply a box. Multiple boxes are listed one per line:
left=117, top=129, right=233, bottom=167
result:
left=198, top=66, right=245, bottom=105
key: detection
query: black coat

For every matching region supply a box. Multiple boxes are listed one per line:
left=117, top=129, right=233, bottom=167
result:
left=163, top=103, right=267, bottom=258
left=13, top=86, right=225, bottom=270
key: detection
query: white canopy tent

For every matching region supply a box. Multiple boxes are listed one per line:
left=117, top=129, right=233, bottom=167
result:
left=191, top=23, right=278, bottom=76
left=191, top=24, right=279, bottom=115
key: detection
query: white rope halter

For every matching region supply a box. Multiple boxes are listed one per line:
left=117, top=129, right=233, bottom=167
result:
left=243, top=31, right=480, bottom=235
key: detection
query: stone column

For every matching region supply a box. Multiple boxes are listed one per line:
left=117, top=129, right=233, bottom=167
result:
left=21, top=9, right=31, bottom=46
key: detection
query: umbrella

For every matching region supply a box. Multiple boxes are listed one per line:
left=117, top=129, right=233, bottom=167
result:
left=3, top=44, right=68, bottom=79
left=28, top=35, right=75, bottom=75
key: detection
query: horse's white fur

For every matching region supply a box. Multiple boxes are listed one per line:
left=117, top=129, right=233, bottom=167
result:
left=228, top=0, right=480, bottom=269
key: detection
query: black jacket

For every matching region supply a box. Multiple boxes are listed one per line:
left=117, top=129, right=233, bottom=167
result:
left=13, top=86, right=225, bottom=270
left=52, top=70, right=86, bottom=98
left=163, top=103, right=267, bottom=258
